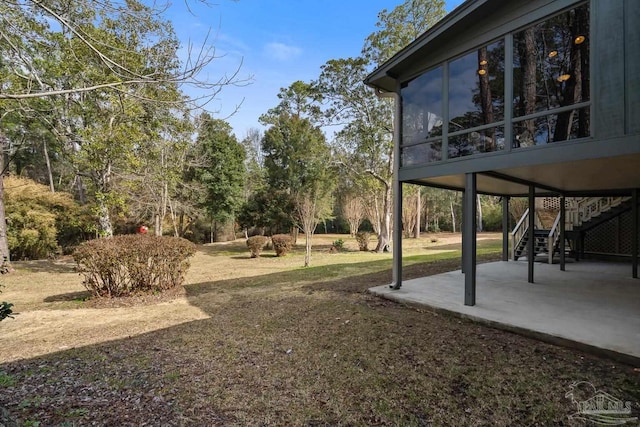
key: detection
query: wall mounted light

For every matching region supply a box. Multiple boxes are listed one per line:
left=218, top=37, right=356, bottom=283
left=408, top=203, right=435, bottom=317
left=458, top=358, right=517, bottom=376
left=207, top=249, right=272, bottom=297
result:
left=574, top=35, right=586, bottom=45
left=479, top=59, right=488, bottom=66
left=557, top=74, right=571, bottom=82
left=548, top=50, right=558, bottom=58
left=478, top=69, right=487, bottom=76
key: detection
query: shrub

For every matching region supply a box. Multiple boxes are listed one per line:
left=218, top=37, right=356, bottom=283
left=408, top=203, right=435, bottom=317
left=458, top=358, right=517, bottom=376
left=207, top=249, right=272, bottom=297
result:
left=5, top=176, right=95, bottom=259
left=355, top=232, right=371, bottom=251
left=73, top=235, right=196, bottom=298
left=246, top=235, right=269, bottom=258
left=0, top=301, right=13, bottom=321
left=271, top=234, right=294, bottom=257
left=332, top=239, right=345, bottom=251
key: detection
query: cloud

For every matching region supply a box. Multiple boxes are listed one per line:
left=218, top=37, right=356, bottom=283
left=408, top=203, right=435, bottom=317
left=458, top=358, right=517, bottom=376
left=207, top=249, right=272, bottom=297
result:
left=263, top=42, right=302, bottom=61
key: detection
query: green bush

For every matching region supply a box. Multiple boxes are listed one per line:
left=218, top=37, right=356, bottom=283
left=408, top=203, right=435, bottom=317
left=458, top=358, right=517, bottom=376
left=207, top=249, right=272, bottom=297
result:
left=73, top=235, right=196, bottom=298
left=5, top=176, right=95, bottom=259
left=246, top=235, right=269, bottom=258
left=355, top=231, right=371, bottom=251
left=0, top=301, right=13, bottom=321
left=271, top=234, right=293, bottom=257
left=332, top=239, right=345, bottom=251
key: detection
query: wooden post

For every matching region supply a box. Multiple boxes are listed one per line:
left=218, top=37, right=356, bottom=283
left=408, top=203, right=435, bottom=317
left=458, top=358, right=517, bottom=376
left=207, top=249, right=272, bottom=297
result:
left=528, top=186, right=535, bottom=283
left=560, top=196, right=566, bottom=271
left=633, top=189, right=638, bottom=279
left=464, top=173, right=477, bottom=306
left=502, top=196, right=509, bottom=261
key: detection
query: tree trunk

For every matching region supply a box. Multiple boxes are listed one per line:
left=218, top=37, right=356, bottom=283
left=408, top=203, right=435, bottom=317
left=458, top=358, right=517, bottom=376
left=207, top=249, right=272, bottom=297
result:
left=478, top=46, right=495, bottom=151
left=516, top=27, right=537, bottom=147
left=304, top=230, right=312, bottom=267
left=75, top=175, right=87, bottom=204
left=43, top=140, right=55, bottom=193
left=154, top=213, right=161, bottom=236
left=477, top=194, right=483, bottom=232
left=414, top=187, right=421, bottom=238
left=375, top=181, right=392, bottom=252
left=450, top=199, right=456, bottom=233
left=0, top=134, right=10, bottom=262
left=97, top=198, right=113, bottom=237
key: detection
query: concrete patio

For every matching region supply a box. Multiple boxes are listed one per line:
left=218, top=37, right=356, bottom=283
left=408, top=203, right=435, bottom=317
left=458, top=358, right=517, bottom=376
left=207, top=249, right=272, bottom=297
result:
left=369, top=260, right=640, bottom=364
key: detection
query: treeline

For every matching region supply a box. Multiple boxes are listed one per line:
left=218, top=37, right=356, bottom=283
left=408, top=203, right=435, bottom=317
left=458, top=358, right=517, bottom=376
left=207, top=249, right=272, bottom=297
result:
left=0, top=0, right=513, bottom=265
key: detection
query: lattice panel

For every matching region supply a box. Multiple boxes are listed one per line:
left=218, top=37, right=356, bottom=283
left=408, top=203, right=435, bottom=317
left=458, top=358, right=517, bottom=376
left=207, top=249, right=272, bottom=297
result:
left=542, top=197, right=561, bottom=210
left=618, top=210, right=633, bottom=255
left=584, top=216, right=619, bottom=254
left=540, top=197, right=572, bottom=210
left=583, top=210, right=640, bottom=256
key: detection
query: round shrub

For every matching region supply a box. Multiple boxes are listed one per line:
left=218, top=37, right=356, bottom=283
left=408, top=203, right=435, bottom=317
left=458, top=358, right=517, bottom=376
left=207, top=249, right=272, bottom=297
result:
left=246, top=235, right=269, bottom=258
left=73, top=235, right=196, bottom=298
left=271, top=234, right=294, bottom=257
left=355, top=231, right=372, bottom=251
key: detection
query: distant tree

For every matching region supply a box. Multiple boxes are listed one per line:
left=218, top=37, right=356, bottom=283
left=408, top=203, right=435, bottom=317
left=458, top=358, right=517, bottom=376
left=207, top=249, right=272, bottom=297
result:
left=318, top=0, right=446, bottom=252
left=194, top=114, right=246, bottom=241
left=342, top=194, right=365, bottom=237
left=261, top=112, right=334, bottom=266
left=0, top=0, right=247, bottom=258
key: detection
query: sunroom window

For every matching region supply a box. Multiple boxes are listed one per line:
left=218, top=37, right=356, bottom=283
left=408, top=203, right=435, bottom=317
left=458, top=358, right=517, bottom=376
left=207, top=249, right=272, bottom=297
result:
left=512, top=4, right=590, bottom=147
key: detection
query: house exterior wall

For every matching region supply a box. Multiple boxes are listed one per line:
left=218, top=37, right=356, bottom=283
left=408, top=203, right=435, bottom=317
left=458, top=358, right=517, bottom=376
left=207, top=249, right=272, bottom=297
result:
left=386, top=0, right=640, bottom=188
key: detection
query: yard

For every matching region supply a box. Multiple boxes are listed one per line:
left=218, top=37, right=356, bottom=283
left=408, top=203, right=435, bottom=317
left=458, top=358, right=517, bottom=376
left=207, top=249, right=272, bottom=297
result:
left=0, top=233, right=638, bottom=426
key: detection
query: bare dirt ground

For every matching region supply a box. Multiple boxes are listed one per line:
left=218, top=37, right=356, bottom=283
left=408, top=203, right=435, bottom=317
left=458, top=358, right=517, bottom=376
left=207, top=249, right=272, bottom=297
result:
left=1, top=233, right=639, bottom=426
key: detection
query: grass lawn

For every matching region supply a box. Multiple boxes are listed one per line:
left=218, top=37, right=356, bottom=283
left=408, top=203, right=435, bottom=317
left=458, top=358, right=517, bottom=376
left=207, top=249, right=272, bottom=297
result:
left=0, top=232, right=638, bottom=426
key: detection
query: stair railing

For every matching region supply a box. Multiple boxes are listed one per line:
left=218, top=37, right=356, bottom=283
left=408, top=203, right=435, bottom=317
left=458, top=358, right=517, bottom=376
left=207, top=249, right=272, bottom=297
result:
left=511, top=208, right=529, bottom=260
left=547, top=211, right=563, bottom=264
left=570, top=196, right=631, bottom=226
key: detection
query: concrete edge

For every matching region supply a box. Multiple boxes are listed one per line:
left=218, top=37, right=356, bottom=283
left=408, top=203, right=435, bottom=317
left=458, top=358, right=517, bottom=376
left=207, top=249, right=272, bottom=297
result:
left=368, top=286, right=640, bottom=367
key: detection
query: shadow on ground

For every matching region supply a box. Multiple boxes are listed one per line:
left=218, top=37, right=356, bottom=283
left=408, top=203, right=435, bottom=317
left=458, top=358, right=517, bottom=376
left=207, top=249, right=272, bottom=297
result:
left=1, top=253, right=639, bottom=426
left=13, top=258, right=77, bottom=274
left=43, top=290, right=91, bottom=303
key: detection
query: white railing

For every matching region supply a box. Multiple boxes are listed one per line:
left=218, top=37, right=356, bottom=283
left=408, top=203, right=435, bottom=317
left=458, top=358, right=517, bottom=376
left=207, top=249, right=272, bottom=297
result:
left=547, top=211, right=563, bottom=264
left=510, top=209, right=544, bottom=260
left=567, top=196, right=631, bottom=227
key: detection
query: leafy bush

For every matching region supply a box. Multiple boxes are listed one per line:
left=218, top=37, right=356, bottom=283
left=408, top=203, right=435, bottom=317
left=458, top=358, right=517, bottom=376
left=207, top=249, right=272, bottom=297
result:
left=0, top=263, right=14, bottom=321
left=5, top=176, right=95, bottom=259
left=246, top=235, right=269, bottom=258
left=0, top=301, right=13, bottom=321
left=271, top=234, right=293, bottom=257
left=73, top=235, right=196, bottom=298
left=355, top=231, right=371, bottom=251
left=332, top=239, right=345, bottom=251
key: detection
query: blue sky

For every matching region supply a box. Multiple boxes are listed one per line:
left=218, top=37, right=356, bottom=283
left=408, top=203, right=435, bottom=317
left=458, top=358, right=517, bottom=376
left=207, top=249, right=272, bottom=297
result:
left=166, top=0, right=465, bottom=139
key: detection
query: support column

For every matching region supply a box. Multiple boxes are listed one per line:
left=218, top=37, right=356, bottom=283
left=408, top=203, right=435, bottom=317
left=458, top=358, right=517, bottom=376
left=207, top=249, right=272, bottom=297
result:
left=391, top=181, right=403, bottom=289
left=560, top=196, right=566, bottom=271
left=528, top=185, right=535, bottom=283
left=502, top=196, right=510, bottom=261
left=633, top=189, right=638, bottom=279
left=463, top=173, right=477, bottom=306
left=461, top=190, right=465, bottom=274
left=388, top=87, right=403, bottom=290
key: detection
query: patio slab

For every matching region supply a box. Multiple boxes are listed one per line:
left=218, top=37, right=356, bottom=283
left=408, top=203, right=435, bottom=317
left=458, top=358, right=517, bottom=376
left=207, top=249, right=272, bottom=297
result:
left=369, top=260, right=640, bottom=364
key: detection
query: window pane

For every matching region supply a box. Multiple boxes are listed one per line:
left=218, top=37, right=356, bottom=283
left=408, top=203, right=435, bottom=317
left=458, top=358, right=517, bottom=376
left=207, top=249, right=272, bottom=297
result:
left=401, top=66, right=443, bottom=146
left=449, top=127, right=504, bottom=159
left=449, top=40, right=505, bottom=132
left=513, top=5, right=590, bottom=116
left=513, top=106, right=589, bottom=147
left=402, top=141, right=442, bottom=166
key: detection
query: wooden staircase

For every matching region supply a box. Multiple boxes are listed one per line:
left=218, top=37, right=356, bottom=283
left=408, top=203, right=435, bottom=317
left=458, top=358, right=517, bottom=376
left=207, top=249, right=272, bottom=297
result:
left=511, top=196, right=632, bottom=263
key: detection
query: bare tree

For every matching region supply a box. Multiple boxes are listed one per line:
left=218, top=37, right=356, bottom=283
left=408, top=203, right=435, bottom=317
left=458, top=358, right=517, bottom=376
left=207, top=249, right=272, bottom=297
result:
left=342, top=194, right=365, bottom=237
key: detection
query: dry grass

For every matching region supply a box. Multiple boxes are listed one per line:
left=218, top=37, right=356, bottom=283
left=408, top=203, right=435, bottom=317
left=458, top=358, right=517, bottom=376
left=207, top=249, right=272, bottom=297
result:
left=1, top=233, right=639, bottom=426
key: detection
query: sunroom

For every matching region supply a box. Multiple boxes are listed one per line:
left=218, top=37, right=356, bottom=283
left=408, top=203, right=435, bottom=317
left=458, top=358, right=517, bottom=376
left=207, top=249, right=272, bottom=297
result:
left=365, top=0, right=640, bottom=305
